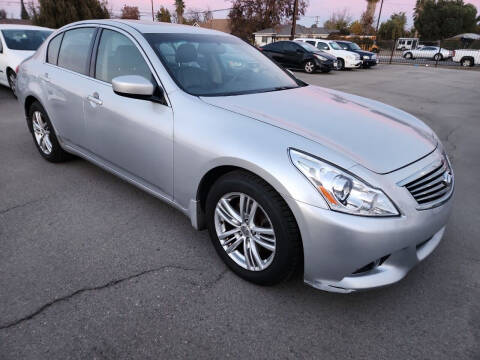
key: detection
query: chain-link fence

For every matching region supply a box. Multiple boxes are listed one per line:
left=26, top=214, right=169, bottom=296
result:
left=351, top=37, right=480, bottom=69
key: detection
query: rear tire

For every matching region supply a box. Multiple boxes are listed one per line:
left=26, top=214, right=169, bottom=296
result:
left=404, top=52, right=413, bottom=59
left=434, top=53, right=443, bottom=61
left=460, top=57, right=474, bottom=67
left=205, top=170, right=302, bottom=286
left=27, top=101, right=73, bottom=162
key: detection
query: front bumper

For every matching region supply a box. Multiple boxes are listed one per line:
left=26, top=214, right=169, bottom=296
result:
left=362, top=59, right=378, bottom=67
left=285, top=150, right=454, bottom=293
left=315, top=59, right=336, bottom=71
left=345, top=59, right=362, bottom=68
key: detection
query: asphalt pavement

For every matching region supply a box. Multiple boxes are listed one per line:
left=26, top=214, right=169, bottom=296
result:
left=0, top=65, right=479, bottom=359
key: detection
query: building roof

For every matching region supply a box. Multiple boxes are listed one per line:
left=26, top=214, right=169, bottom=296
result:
left=0, top=19, right=33, bottom=25
left=197, top=19, right=231, bottom=33
left=254, top=24, right=336, bottom=36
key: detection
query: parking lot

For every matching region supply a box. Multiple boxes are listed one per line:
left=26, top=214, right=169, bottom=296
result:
left=0, top=65, right=479, bottom=359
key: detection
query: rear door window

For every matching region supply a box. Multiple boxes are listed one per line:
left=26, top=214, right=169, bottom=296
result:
left=57, top=27, right=96, bottom=75
left=47, top=33, right=63, bottom=65
left=316, top=42, right=329, bottom=50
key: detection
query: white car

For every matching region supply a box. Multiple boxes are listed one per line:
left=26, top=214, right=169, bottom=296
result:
left=402, top=46, right=453, bottom=61
left=295, top=38, right=362, bottom=70
left=452, top=49, right=480, bottom=67
left=0, top=24, right=52, bottom=96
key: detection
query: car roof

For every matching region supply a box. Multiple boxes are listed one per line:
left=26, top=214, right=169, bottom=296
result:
left=296, top=38, right=332, bottom=42
left=61, top=19, right=227, bottom=36
left=0, top=24, right=53, bottom=31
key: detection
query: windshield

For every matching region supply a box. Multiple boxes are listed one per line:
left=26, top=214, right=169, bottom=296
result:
left=144, top=33, right=300, bottom=96
left=329, top=41, right=342, bottom=50
left=350, top=43, right=361, bottom=50
left=1, top=29, right=52, bottom=51
left=296, top=42, right=318, bottom=52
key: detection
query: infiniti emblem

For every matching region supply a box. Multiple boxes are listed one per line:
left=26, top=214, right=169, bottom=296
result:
left=442, top=172, right=453, bottom=186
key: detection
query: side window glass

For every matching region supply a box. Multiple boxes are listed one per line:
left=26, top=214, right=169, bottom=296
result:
left=47, top=33, right=63, bottom=65
left=95, top=29, right=152, bottom=84
left=283, top=42, right=297, bottom=52
left=57, top=28, right=95, bottom=75
left=306, top=41, right=315, bottom=46
left=317, top=42, right=329, bottom=50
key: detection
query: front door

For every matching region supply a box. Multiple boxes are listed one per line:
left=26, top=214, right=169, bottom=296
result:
left=83, top=28, right=174, bottom=198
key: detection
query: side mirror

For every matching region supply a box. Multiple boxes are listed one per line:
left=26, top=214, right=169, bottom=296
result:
left=112, top=75, right=155, bottom=99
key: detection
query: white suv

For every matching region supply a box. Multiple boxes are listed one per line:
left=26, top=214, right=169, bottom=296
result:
left=295, top=38, right=362, bottom=70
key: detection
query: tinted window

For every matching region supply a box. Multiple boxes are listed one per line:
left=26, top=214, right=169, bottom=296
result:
left=337, top=42, right=349, bottom=50
left=57, top=28, right=95, bottom=75
left=145, top=33, right=299, bottom=96
left=47, top=33, right=63, bottom=65
left=95, top=29, right=151, bottom=84
left=316, top=42, right=329, bottom=50
left=263, top=42, right=282, bottom=51
left=1, top=29, right=52, bottom=50
left=306, top=40, right=315, bottom=46
left=283, top=42, right=298, bottom=52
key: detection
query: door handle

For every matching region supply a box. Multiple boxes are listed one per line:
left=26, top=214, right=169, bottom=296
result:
left=87, top=93, right=103, bottom=106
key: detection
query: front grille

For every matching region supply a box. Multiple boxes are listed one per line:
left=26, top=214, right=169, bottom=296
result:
left=403, top=160, right=453, bottom=205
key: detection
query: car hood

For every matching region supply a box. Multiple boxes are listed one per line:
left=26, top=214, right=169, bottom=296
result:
left=354, top=49, right=374, bottom=57
left=313, top=51, right=337, bottom=61
left=201, top=85, right=436, bottom=174
left=6, top=49, right=35, bottom=64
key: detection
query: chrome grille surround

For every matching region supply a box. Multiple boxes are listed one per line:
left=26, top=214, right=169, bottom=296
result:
left=398, top=156, right=454, bottom=210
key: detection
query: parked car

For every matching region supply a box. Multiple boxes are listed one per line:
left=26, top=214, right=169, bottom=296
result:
left=295, top=38, right=362, bottom=70
left=403, top=46, right=453, bottom=61
left=0, top=24, right=52, bottom=96
left=335, top=40, right=378, bottom=68
left=452, top=49, right=480, bottom=67
left=260, top=40, right=337, bottom=73
left=17, top=20, right=454, bottom=293
left=396, top=38, right=419, bottom=50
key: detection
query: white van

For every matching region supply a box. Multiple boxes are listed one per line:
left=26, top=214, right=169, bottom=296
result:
left=295, top=38, right=362, bottom=70
left=396, top=38, right=419, bottom=51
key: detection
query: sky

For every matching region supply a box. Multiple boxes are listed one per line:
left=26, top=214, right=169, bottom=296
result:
left=1, top=0, right=480, bottom=27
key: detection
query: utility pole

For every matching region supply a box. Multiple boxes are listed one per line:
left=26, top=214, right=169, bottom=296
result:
left=375, top=0, right=384, bottom=34
left=290, top=0, right=299, bottom=40
left=151, top=0, right=155, bottom=21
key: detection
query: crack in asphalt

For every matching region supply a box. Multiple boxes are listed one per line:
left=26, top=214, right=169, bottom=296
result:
left=204, top=268, right=229, bottom=290
left=0, top=198, right=44, bottom=215
left=0, top=264, right=199, bottom=330
left=443, top=124, right=462, bottom=160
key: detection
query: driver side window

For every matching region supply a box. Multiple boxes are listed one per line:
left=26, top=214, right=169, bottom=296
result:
left=316, top=42, right=329, bottom=50
left=95, top=29, right=152, bottom=84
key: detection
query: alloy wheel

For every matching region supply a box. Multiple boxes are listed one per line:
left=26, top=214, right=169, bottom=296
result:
left=214, top=192, right=276, bottom=271
left=32, top=111, right=53, bottom=155
left=304, top=61, right=314, bottom=73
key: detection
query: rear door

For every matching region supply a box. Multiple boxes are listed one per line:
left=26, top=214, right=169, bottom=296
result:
left=262, top=42, right=286, bottom=65
left=42, top=27, right=97, bottom=147
left=82, top=27, right=174, bottom=198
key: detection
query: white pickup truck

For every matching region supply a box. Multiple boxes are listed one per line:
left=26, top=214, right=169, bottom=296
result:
left=452, top=49, right=480, bottom=67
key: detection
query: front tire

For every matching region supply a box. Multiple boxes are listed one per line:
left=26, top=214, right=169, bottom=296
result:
left=27, top=101, right=72, bottom=162
left=404, top=52, right=413, bottom=59
left=206, top=171, right=302, bottom=286
left=460, top=57, right=474, bottom=67
left=304, top=60, right=315, bottom=73
left=7, top=70, right=17, bottom=98
left=434, top=53, right=443, bottom=61
left=336, top=58, right=345, bottom=70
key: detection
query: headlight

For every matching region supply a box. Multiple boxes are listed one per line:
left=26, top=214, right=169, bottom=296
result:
left=314, top=54, right=327, bottom=61
left=289, top=149, right=399, bottom=217
left=364, top=55, right=370, bottom=59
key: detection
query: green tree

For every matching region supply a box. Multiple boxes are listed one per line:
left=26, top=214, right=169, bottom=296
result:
left=414, top=0, right=478, bottom=39
left=324, top=9, right=352, bottom=34
left=156, top=6, right=171, bottom=22
left=121, top=5, right=139, bottom=19
left=174, top=0, right=185, bottom=24
left=378, top=12, right=407, bottom=39
left=349, top=20, right=363, bottom=35
left=228, top=0, right=309, bottom=42
left=31, top=0, right=110, bottom=28
left=21, top=0, right=30, bottom=20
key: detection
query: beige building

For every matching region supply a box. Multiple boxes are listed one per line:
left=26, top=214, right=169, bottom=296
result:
left=253, top=24, right=337, bottom=46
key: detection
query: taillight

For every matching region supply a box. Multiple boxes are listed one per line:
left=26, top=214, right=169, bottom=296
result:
left=15, top=65, right=19, bottom=73
left=452, top=50, right=455, bottom=57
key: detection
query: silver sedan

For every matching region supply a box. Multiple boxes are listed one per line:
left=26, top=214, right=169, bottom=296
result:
left=16, top=20, right=454, bottom=293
